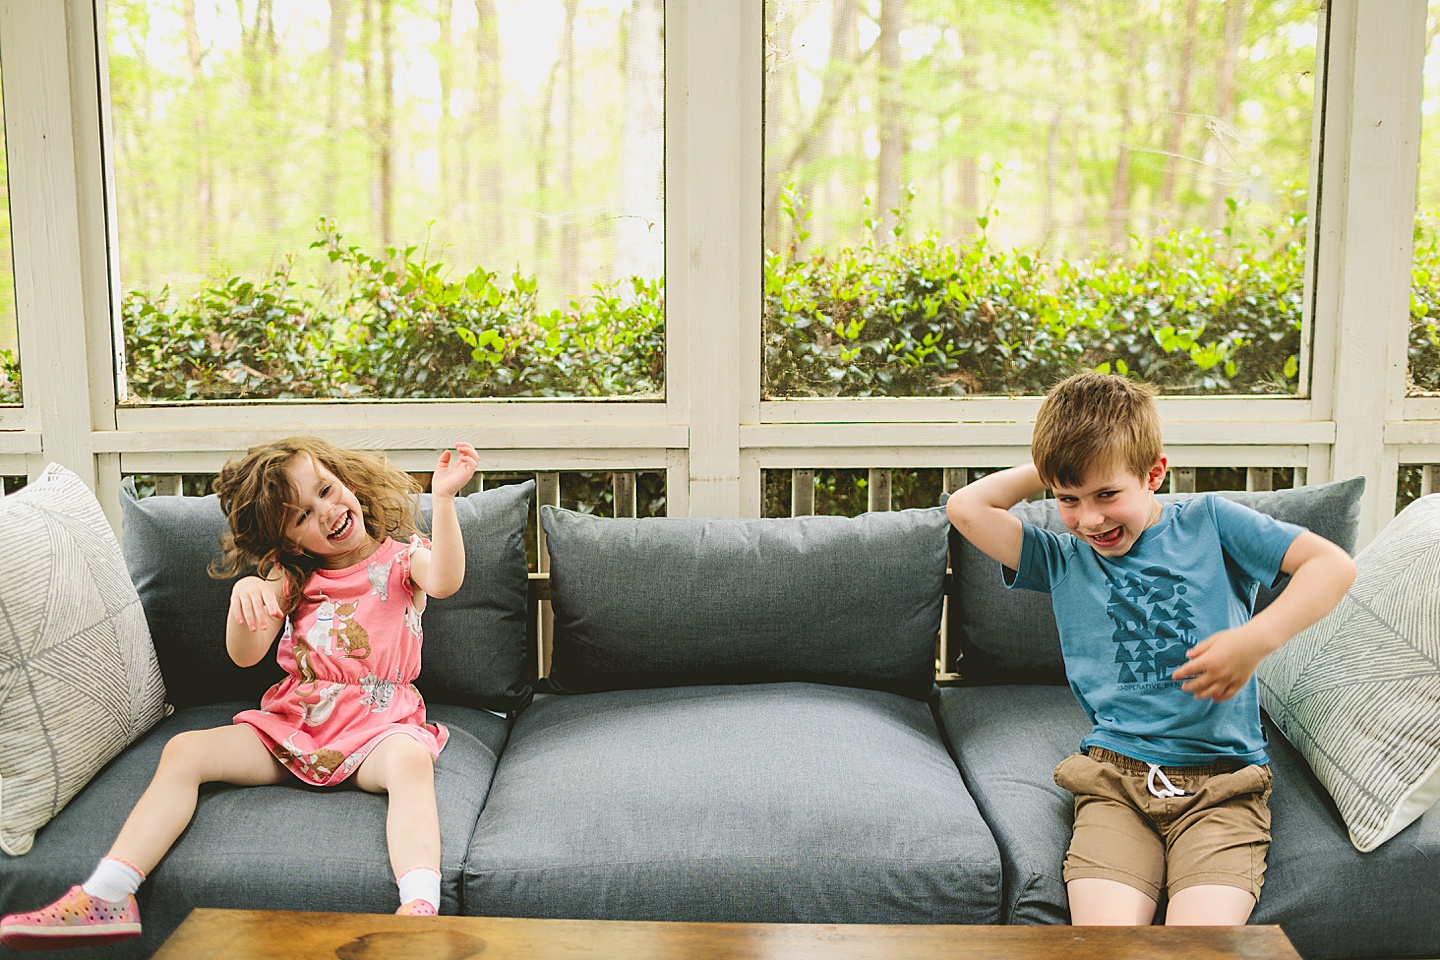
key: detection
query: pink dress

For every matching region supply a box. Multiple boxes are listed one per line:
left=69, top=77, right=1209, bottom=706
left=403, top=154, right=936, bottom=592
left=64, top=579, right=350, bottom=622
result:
left=234, top=536, right=449, bottom=786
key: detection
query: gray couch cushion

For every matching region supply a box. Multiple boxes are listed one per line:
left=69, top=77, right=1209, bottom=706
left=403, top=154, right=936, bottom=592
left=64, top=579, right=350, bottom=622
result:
left=542, top=506, right=950, bottom=699
left=465, top=683, right=1002, bottom=923
left=936, top=684, right=1440, bottom=959
left=947, top=477, right=1366, bottom=683
left=0, top=702, right=508, bottom=958
left=121, top=481, right=535, bottom=711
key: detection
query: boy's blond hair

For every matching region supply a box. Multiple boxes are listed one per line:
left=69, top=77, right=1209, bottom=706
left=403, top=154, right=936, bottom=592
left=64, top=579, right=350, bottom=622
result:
left=1031, top=372, right=1162, bottom=488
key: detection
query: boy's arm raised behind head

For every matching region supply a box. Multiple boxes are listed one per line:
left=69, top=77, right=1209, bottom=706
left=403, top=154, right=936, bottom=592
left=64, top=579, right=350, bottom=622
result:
left=945, top=463, right=1047, bottom=572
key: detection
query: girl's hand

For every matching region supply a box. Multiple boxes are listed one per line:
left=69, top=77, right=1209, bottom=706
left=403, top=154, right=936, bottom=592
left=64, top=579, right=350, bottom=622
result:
left=431, top=442, right=480, bottom=498
left=1170, top=626, right=1270, bottom=702
left=230, top=574, right=284, bottom=632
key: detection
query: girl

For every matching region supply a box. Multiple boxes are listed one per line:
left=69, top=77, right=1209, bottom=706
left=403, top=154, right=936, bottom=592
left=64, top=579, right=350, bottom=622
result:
left=0, top=437, right=480, bottom=950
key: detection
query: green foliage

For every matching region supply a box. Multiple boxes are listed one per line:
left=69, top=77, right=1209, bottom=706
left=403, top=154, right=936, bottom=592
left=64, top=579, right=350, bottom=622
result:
left=764, top=189, right=1308, bottom=397
left=68, top=202, right=1440, bottom=407
left=1407, top=215, right=1440, bottom=393
left=122, top=221, right=664, bottom=402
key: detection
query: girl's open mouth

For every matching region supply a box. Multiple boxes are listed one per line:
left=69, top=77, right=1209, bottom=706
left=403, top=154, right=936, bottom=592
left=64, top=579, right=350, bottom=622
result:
left=328, top=511, right=354, bottom=541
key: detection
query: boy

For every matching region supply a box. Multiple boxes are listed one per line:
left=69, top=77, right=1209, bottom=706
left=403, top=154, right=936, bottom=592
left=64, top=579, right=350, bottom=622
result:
left=946, top=372, right=1355, bottom=925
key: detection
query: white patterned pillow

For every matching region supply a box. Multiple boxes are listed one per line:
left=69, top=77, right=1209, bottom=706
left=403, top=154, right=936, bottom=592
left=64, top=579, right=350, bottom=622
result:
left=1259, top=493, right=1440, bottom=852
left=0, top=463, right=167, bottom=854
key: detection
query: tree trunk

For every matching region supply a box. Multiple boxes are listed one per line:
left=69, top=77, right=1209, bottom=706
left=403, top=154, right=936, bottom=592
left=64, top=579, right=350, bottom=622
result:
left=378, top=0, right=395, bottom=248
left=473, top=0, right=503, bottom=248
left=763, top=0, right=864, bottom=251
left=558, top=0, right=579, bottom=295
left=1107, top=17, right=1141, bottom=249
left=182, top=0, right=211, bottom=263
left=1158, top=0, right=1200, bottom=215
left=437, top=0, right=454, bottom=221
left=1209, top=0, right=1247, bottom=229
left=238, top=0, right=279, bottom=238
left=875, top=0, right=905, bottom=241
left=761, top=3, right=795, bottom=252
left=958, top=3, right=980, bottom=238
left=325, top=0, right=351, bottom=223
left=534, top=9, right=563, bottom=271
left=615, top=0, right=664, bottom=280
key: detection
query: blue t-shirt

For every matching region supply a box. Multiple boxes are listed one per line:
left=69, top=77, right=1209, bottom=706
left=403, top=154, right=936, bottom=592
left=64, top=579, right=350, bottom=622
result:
left=1008, top=494, right=1303, bottom=766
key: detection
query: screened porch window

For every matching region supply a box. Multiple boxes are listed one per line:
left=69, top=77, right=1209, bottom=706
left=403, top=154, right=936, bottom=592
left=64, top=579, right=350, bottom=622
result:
left=762, top=0, right=1320, bottom=398
left=107, top=0, right=664, bottom=403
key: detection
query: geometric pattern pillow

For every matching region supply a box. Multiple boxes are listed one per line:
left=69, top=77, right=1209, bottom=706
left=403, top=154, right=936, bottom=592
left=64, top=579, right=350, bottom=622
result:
left=1258, top=493, right=1440, bottom=852
left=0, top=464, right=168, bottom=854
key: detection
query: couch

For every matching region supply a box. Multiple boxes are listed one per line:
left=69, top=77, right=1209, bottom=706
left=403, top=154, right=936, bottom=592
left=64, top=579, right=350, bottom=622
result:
left=0, top=470, right=1436, bottom=960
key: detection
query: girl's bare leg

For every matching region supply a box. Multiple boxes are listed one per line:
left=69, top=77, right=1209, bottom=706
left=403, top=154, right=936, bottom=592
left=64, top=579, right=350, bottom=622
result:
left=353, top=734, right=441, bottom=880
left=107, top=724, right=287, bottom=875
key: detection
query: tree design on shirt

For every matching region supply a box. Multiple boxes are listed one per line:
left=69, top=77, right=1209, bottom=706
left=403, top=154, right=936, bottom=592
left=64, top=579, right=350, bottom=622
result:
left=1106, top=566, right=1197, bottom=686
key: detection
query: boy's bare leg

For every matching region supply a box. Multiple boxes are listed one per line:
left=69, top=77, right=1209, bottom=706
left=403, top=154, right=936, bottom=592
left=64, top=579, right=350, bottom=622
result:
left=353, top=733, right=441, bottom=879
left=108, top=724, right=287, bottom=875
left=1164, top=884, right=1257, bottom=925
left=1068, top=878, right=1158, bottom=925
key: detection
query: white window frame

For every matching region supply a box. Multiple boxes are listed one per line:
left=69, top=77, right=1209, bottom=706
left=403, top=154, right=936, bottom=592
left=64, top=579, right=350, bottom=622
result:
left=0, top=0, right=1428, bottom=548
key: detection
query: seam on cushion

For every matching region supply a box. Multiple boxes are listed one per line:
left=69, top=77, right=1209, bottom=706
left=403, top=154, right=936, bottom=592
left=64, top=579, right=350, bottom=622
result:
left=1005, top=871, right=1067, bottom=925
left=466, top=854, right=1000, bottom=871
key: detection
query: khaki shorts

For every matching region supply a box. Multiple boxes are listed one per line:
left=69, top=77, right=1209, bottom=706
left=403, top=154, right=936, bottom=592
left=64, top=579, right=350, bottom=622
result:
left=1053, top=747, right=1273, bottom=902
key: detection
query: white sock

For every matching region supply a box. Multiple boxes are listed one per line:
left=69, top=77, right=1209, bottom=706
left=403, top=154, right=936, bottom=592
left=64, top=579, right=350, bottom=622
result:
left=396, top=866, right=441, bottom=909
left=81, top=858, right=144, bottom=902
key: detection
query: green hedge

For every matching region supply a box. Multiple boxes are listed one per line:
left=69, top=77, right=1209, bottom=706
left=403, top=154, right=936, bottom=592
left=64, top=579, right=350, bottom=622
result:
left=764, top=192, right=1304, bottom=397
left=120, top=220, right=665, bottom=401
left=2, top=207, right=1438, bottom=405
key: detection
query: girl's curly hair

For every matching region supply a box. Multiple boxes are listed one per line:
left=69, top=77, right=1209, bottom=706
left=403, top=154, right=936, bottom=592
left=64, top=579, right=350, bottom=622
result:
left=209, top=436, right=423, bottom=617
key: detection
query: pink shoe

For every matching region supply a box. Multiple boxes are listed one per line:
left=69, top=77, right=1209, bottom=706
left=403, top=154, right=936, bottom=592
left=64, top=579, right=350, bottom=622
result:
left=0, top=886, right=141, bottom=951
left=395, top=899, right=438, bottom=917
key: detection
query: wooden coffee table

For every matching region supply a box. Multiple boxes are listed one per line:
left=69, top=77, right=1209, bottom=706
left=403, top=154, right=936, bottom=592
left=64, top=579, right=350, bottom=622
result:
left=151, top=908, right=1303, bottom=960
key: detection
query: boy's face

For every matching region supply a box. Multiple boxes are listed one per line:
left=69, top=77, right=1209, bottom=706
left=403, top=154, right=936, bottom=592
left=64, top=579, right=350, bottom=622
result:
left=1051, top=456, right=1168, bottom=558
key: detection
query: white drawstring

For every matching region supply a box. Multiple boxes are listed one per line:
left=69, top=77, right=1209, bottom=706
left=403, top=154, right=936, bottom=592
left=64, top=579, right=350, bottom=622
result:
left=1147, top=763, right=1186, bottom=798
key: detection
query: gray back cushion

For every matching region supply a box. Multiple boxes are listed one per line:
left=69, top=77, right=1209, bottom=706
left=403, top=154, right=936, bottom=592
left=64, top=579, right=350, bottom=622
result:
left=542, top=505, right=950, bottom=700
left=947, top=477, right=1366, bottom=684
left=120, top=480, right=535, bottom=711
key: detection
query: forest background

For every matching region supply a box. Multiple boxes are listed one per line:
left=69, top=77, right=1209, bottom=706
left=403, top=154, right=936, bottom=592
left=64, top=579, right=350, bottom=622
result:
left=0, top=0, right=1438, bottom=409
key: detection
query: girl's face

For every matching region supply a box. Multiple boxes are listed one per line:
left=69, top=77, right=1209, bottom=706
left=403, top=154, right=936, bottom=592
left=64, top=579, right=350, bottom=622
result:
left=283, top=453, right=375, bottom=569
left=1051, top=456, right=1168, bottom=558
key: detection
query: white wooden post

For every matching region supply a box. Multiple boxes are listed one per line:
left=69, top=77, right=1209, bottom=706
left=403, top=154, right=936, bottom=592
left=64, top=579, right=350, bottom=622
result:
left=791, top=469, right=814, bottom=517
left=672, top=0, right=761, bottom=517
left=1315, top=0, right=1427, bottom=545
left=1, top=2, right=102, bottom=492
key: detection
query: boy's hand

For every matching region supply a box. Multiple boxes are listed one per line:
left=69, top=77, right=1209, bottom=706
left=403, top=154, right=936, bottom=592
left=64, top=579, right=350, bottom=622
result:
left=230, top=574, right=284, bottom=632
left=1170, top=626, right=1270, bottom=702
left=431, top=442, right=479, bottom=498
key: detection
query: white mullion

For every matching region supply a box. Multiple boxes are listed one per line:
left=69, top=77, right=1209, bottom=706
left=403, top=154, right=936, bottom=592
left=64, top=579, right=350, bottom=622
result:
left=1320, top=0, right=1426, bottom=545
left=1, top=1, right=95, bottom=488
left=677, top=0, right=757, bottom=517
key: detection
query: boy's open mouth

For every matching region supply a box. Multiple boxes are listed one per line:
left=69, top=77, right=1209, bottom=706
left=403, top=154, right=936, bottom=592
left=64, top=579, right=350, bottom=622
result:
left=328, top=511, right=354, bottom=541
left=1089, top=526, right=1124, bottom=548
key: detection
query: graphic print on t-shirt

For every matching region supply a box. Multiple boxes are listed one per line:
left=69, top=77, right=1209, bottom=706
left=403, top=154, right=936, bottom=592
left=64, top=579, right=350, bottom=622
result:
left=1105, top=565, right=1197, bottom=689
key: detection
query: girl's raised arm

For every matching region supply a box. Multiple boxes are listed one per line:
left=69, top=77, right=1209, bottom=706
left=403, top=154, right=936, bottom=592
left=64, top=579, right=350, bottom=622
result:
left=226, top=571, right=286, bottom=666
left=410, top=442, right=480, bottom=599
